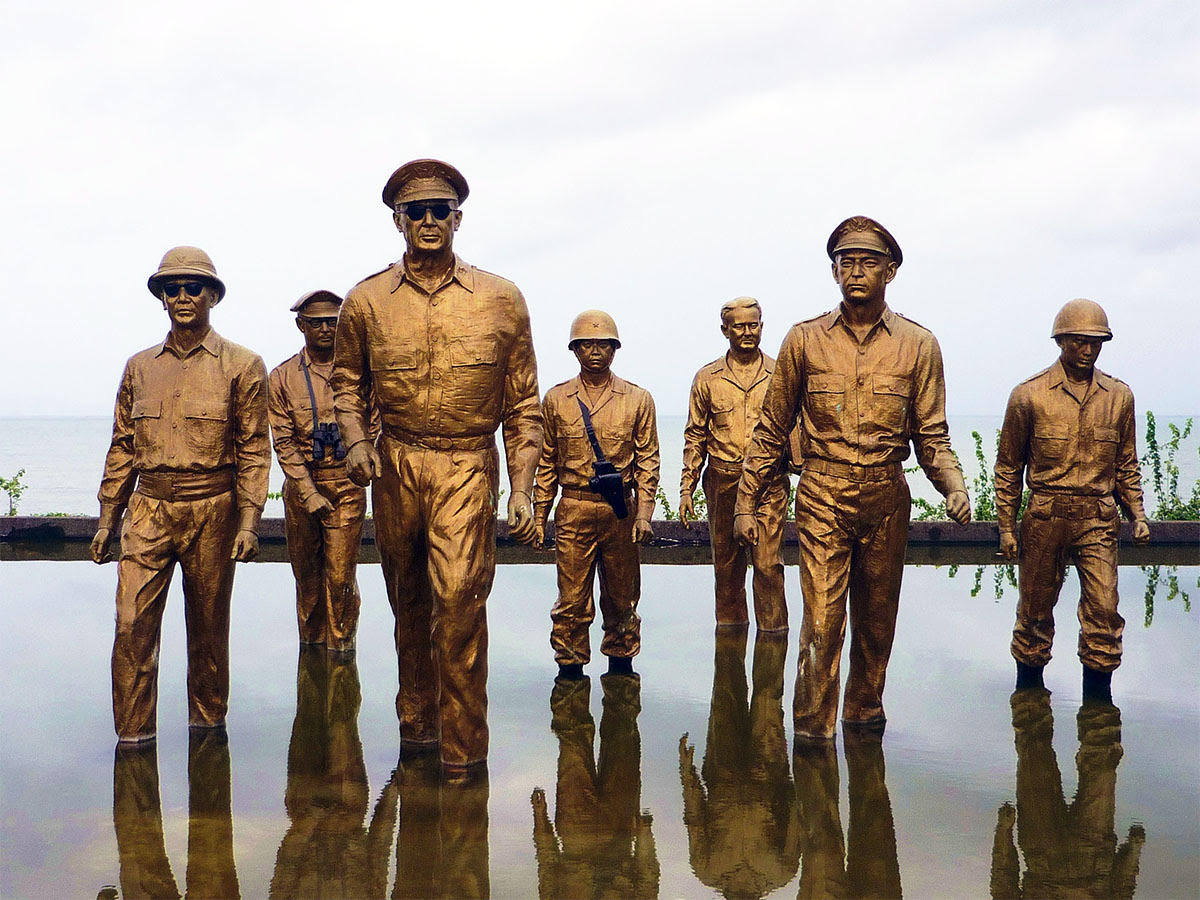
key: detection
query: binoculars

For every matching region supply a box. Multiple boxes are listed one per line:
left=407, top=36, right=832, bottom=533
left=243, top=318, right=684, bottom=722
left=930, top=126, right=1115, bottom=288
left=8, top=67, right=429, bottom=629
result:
left=312, top=422, right=347, bottom=461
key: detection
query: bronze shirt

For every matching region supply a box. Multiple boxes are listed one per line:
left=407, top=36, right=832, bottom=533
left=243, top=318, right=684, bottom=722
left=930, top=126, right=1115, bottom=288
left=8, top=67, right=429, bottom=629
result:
left=994, top=360, right=1145, bottom=535
left=737, top=304, right=965, bottom=515
left=534, top=375, right=661, bottom=522
left=332, top=254, right=541, bottom=495
left=681, top=351, right=776, bottom=496
left=98, top=328, right=269, bottom=532
left=269, top=350, right=349, bottom=501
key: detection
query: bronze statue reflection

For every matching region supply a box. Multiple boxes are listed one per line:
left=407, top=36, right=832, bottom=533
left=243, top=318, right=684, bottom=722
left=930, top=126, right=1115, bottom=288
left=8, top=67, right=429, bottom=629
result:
left=680, top=629, right=799, bottom=898
left=792, top=731, right=901, bottom=898
left=110, top=729, right=240, bottom=899
left=531, top=674, right=659, bottom=898
left=269, top=648, right=395, bottom=898
left=384, top=752, right=490, bottom=899
left=990, top=691, right=1144, bottom=899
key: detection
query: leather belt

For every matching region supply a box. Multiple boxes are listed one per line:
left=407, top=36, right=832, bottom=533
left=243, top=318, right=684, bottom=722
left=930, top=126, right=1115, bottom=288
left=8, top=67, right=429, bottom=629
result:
left=805, top=459, right=903, bottom=483
left=560, top=486, right=635, bottom=502
left=705, top=458, right=745, bottom=475
left=309, top=465, right=351, bottom=482
left=383, top=427, right=495, bottom=451
left=136, top=469, right=235, bottom=501
left=1030, top=492, right=1111, bottom=518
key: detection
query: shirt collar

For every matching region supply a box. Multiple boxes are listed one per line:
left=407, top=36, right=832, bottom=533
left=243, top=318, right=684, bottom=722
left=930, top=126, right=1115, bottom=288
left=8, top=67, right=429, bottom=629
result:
left=826, top=302, right=894, bottom=335
left=1048, top=359, right=1110, bottom=394
left=158, top=327, right=220, bottom=358
left=390, top=254, right=474, bottom=294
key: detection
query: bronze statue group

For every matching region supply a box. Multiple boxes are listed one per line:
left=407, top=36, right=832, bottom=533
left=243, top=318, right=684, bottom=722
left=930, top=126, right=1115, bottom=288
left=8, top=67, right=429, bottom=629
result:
left=92, top=158, right=1150, bottom=779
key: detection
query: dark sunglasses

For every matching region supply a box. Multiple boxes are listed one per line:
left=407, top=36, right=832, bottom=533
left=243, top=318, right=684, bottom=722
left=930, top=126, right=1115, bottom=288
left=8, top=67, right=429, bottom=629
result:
left=401, top=202, right=455, bottom=221
left=301, top=316, right=338, bottom=330
left=162, top=281, right=206, bottom=298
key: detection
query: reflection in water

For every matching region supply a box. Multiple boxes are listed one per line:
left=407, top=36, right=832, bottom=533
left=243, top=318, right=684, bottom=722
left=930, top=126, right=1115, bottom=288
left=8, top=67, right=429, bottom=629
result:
left=990, top=690, right=1145, bottom=899
left=270, top=648, right=396, bottom=898
left=532, top=674, right=659, bottom=898
left=792, top=730, right=902, bottom=899
left=680, top=628, right=799, bottom=899
left=110, top=729, right=240, bottom=899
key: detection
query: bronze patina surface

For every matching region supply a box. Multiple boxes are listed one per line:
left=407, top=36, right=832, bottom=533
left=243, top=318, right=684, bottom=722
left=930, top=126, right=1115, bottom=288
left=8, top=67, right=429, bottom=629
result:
left=93, top=246, right=269, bottom=742
left=269, top=290, right=368, bottom=652
left=736, top=216, right=970, bottom=739
left=996, top=300, right=1149, bottom=691
left=682, top=297, right=788, bottom=630
left=533, top=312, right=660, bottom=669
left=331, top=159, right=541, bottom=771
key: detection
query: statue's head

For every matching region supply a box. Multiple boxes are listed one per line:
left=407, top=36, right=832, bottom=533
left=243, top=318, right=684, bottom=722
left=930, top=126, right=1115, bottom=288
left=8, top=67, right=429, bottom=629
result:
left=383, top=159, right=468, bottom=255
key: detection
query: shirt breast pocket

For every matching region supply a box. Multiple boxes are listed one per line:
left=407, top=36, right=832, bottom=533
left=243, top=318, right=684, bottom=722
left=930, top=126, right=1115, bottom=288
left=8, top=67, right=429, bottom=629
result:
left=182, top=399, right=229, bottom=456
left=872, top=374, right=911, bottom=430
left=369, top=348, right=419, bottom=406
left=562, top=425, right=591, bottom=464
left=1033, top=424, right=1070, bottom=459
left=1093, top=425, right=1119, bottom=462
left=131, top=399, right=162, bottom=452
left=710, top=401, right=734, bottom=429
left=805, top=373, right=845, bottom=429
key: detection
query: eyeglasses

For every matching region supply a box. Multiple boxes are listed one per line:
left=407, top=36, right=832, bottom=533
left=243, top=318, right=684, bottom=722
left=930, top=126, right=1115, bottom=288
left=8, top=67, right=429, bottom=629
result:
left=301, top=316, right=338, bottom=330
left=162, top=282, right=206, bottom=298
left=401, top=202, right=455, bottom=221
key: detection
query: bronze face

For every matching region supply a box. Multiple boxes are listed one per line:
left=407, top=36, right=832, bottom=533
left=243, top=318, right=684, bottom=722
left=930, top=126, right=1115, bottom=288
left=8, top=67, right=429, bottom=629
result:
left=721, top=306, right=763, bottom=354
left=832, top=250, right=896, bottom=307
left=160, top=279, right=218, bottom=332
left=393, top=201, right=462, bottom=255
left=295, top=301, right=340, bottom=356
left=1056, top=334, right=1104, bottom=381
left=572, top=339, right=617, bottom=376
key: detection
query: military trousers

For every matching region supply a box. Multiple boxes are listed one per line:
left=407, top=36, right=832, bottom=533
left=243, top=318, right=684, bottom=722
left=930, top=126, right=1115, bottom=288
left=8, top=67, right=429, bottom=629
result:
left=1012, top=493, right=1124, bottom=672
left=703, top=463, right=788, bottom=630
left=282, top=470, right=367, bottom=651
left=373, top=433, right=498, bottom=770
left=792, top=465, right=910, bottom=739
left=550, top=493, right=642, bottom=666
left=111, top=489, right=238, bottom=740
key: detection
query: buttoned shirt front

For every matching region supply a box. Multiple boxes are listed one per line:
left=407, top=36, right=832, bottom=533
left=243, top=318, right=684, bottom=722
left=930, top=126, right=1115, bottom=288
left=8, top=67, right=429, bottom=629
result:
left=737, top=303, right=965, bottom=515
left=994, top=361, right=1145, bottom=535
left=332, top=254, right=541, bottom=493
left=534, top=375, right=661, bottom=523
left=98, top=328, right=270, bottom=530
left=269, top=349, right=351, bottom=501
left=682, top=351, right=775, bottom=497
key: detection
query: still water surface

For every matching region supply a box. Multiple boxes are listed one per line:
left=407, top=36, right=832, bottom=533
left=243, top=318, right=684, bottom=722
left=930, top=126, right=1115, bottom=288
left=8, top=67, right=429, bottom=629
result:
left=1, top=561, right=1196, bottom=898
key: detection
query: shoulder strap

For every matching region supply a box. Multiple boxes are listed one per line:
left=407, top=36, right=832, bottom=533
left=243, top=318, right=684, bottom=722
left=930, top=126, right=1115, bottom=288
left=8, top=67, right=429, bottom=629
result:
left=576, top=398, right=608, bottom=463
left=299, top=354, right=319, bottom=434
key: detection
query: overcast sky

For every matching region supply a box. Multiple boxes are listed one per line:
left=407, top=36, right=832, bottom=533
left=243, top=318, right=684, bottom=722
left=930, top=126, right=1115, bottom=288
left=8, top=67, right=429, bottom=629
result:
left=3, top=0, right=1197, bottom=418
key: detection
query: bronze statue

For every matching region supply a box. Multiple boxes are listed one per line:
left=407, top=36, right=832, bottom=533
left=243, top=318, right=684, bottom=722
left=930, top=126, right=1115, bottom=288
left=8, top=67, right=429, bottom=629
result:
left=92, top=246, right=269, bottom=743
left=268, top=290, right=368, bottom=652
left=532, top=311, right=660, bottom=678
left=736, top=217, right=970, bottom=740
left=682, top=297, right=788, bottom=631
left=990, top=690, right=1144, bottom=898
left=679, top=629, right=799, bottom=899
left=531, top=674, right=659, bottom=898
left=331, top=159, right=542, bottom=777
left=995, top=299, right=1150, bottom=698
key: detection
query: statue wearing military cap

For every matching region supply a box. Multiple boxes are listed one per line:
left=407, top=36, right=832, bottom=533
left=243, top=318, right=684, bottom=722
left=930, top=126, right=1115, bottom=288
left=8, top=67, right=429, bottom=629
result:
left=332, top=158, right=542, bottom=777
left=93, top=246, right=270, bottom=744
left=270, top=289, right=371, bottom=652
left=736, top=216, right=970, bottom=740
left=533, top=310, right=660, bottom=679
left=996, top=298, right=1149, bottom=700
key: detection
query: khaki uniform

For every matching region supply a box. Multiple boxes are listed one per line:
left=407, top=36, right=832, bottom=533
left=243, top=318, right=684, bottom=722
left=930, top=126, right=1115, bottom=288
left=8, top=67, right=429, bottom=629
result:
left=683, top=352, right=788, bottom=630
left=990, top=691, right=1145, bottom=899
left=680, top=630, right=799, bottom=898
left=333, top=254, right=541, bottom=769
left=738, top=305, right=966, bottom=738
left=996, top=362, right=1145, bottom=673
left=99, top=329, right=269, bottom=740
left=532, top=675, right=659, bottom=899
left=533, top=375, right=660, bottom=665
left=269, top=350, right=368, bottom=651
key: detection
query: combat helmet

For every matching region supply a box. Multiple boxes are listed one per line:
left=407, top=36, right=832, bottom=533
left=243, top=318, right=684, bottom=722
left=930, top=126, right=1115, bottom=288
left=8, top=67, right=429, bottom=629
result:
left=568, top=310, right=621, bottom=349
left=1051, top=298, right=1112, bottom=341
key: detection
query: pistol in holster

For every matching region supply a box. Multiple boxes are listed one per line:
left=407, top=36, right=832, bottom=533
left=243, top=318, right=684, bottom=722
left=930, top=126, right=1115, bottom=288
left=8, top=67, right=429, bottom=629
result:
left=578, top=397, right=634, bottom=520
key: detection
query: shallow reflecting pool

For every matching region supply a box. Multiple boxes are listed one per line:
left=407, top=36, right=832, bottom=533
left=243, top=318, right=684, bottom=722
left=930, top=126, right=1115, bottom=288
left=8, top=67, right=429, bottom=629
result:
left=1, top=562, right=1196, bottom=898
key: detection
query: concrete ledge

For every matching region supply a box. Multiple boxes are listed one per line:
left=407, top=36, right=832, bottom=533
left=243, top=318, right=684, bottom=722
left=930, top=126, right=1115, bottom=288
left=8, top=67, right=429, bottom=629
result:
left=3, top=516, right=1197, bottom=565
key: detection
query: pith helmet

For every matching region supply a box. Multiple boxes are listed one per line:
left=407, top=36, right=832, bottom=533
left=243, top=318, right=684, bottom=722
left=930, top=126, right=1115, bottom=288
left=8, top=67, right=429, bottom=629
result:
left=382, top=159, right=470, bottom=209
left=147, top=246, right=226, bottom=301
left=826, top=216, right=903, bottom=266
left=1052, top=298, right=1112, bottom=341
left=290, top=289, right=344, bottom=312
left=568, top=310, right=621, bottom=349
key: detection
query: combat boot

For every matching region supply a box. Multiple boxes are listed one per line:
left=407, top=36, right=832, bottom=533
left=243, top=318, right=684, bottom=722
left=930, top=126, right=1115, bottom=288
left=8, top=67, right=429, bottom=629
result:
left=1082, top=664, right=1113, bottom=702
left=1015, top=661, right=1045, bottom=690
